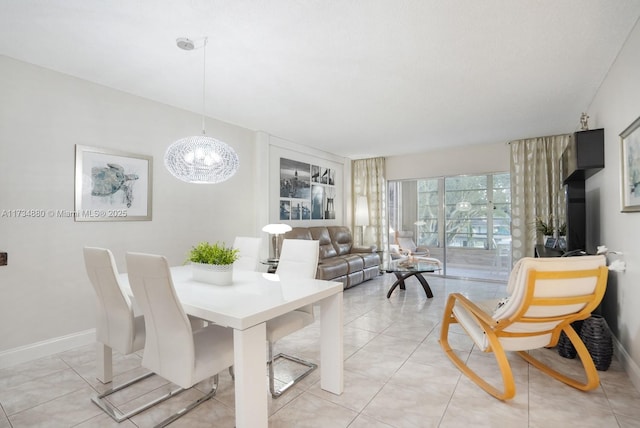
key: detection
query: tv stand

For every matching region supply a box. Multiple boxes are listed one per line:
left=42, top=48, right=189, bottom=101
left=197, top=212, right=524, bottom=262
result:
left=534, top=244, right=564, bottom=258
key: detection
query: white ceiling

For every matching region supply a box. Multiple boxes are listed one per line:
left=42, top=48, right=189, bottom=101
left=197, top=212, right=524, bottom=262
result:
left=1, top=1, right=640, bottom=159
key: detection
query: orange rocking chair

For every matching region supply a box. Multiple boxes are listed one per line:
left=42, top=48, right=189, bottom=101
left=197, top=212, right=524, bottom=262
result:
left=439, top=255, right=609, bottom=400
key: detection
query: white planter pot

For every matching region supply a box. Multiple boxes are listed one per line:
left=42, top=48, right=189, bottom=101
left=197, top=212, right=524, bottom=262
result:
left=543, top=235, right=555, bottom=247
left=192, top=263, right=233, bottom=285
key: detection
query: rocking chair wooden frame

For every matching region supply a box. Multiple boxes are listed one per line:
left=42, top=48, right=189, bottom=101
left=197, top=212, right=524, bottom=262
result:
left=439, top=256, right=608, bottom=400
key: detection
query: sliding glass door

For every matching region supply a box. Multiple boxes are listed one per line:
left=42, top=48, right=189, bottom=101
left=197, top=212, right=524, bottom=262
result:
left=388, top=172, right=511, bottom=281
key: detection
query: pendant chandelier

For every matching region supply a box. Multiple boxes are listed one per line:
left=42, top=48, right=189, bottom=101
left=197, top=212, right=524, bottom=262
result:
left=164, top=37, right=239, bottom=184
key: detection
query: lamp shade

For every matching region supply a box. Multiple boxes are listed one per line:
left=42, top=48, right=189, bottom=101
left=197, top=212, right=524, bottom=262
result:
left=164, top=135, right=239, bottom=184
left=262, top=223, right=292, bottom=235
left=355, top=196, right=370, bottom=226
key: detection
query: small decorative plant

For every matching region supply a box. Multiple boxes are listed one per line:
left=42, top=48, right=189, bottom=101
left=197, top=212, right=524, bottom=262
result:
left=557, top=222, right=567, bottom=237
left=535, top=215, right=555, bottom=236
left=186, top=241, right=239, bottom=265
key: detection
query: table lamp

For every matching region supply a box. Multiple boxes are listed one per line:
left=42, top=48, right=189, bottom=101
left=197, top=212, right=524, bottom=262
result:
left=355, top=195, right=369, bottom=245
left=262, top=223, right=292, bottom=261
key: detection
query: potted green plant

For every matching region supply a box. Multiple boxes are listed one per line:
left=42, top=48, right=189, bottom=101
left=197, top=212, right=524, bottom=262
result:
left=557, top=222, right=567, bottom=237
left=535, top=215, right=555, bottom=240
left=187, top=241, right=239, bottom=285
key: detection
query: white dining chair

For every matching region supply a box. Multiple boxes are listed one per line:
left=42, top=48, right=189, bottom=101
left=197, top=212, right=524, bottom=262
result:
left=266, top=238, right=320, bottom=397
left=83, top=247, right=180, bottom=422
left=233, top=236, right=262, bottom=271
left=126, top=252, right=235, bottom=427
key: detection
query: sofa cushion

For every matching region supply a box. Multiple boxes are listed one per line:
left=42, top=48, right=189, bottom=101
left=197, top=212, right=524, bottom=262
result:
left=346, top=271, right=364, bottom=288
left=285, top=228, right=313, bottom=241
left=332, top=275, right=348, bottom=287
left=308, top=227, right=337, bottom=260
left=342, top=254, right=364, bottom=272
left=362, top=266, right=379, bottom=281
left=317, top=257, right=348, bottom=280
left=359, top=253, right=381, bottom=268
left=328, top=226, right=353, bottom=256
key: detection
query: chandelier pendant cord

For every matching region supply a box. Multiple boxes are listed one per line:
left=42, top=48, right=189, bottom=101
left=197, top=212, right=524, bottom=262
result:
left=201, top=37, right=208, bottom=136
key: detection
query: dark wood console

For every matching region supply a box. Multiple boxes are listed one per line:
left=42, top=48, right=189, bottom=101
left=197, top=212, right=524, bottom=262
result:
left=534, top=244, right=564, bottom=258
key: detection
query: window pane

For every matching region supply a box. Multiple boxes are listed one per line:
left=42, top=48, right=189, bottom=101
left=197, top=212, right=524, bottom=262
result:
left=417, top=179, right=438, bottom=192
left=445, top=176, right=489, bottom=249
left=417, top=178, right=439, bottom=247
left=493, top=173, right=510, bottom=188
left=445, top=176, right=487, bottom=190
left=388, top=172, right=511, bottom=281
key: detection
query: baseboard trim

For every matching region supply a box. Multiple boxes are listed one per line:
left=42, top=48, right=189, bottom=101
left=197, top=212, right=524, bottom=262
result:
left=0, top=329, right=95, bottom=370
left=613, top=334, right=640, bottom=392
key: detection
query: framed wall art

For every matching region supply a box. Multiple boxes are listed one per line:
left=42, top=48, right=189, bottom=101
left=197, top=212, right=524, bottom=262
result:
left=620, top=115, right=640, bottom=212
left=279, top=157, right=336, bottom=221
left=267, top=140, right=344, bottom=225
left=74, top=145, right=153, bottom=221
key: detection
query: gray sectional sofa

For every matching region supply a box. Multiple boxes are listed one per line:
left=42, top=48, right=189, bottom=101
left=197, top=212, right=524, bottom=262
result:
left=282, top=226, right=380, bottom=288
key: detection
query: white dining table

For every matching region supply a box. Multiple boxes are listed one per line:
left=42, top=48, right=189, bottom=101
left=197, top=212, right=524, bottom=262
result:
left=110, top=265, right=344, bottom=428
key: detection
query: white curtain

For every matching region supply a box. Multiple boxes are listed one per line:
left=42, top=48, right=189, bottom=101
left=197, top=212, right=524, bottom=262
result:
left=510, top=134, right=571, bottom=260
left=352, top=157, right=387, bottom=252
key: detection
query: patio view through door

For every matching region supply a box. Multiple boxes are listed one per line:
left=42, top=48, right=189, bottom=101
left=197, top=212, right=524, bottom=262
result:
left=388, top=173, right=511, bottom=282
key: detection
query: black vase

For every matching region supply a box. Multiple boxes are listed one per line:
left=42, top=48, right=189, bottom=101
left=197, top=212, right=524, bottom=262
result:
left=557, top=320, right=584, bottom=359
left=579, top=315, right=613, bottom=371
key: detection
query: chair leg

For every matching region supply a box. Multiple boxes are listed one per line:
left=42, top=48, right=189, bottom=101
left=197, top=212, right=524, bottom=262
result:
left=439, top=295, right=516, bottom=400
left=518, top=324, right=600, bottom=391
left=268, top=341, right=317, bottom=398
left=153, top=374, right=220, bottom=428
left=91, top=372, right=184, bottom=422
left=96, top=343, right=113, bottom=383
left=268, top=341, right=276, bottom=397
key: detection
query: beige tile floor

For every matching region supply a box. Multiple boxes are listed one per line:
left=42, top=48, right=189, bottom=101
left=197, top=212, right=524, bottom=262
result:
left=1, top=273, right=639, bottom=428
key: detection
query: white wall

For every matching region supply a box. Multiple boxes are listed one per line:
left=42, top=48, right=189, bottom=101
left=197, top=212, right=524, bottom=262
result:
left=0, top=57, right=351, bottom=368
left=585, top=19, right=640, bottom=388
left=0, top=57, right=258, bottom=361
left=386, top=141, right=510, bottom=180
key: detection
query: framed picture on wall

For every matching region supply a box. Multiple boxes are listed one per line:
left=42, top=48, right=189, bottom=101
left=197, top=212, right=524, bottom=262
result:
left=280, top=158, right=311, bottom=199
left=74, top=145, right=152, bottom=221
left=311, top=185, right=324, bottom=219
left=279, top=200, right=291, bottom=220
left=269, top=145, right=343, bottom=225
left=620, top=115, right=640, bottom=212
left=279, top=157, right=337, bottom=222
